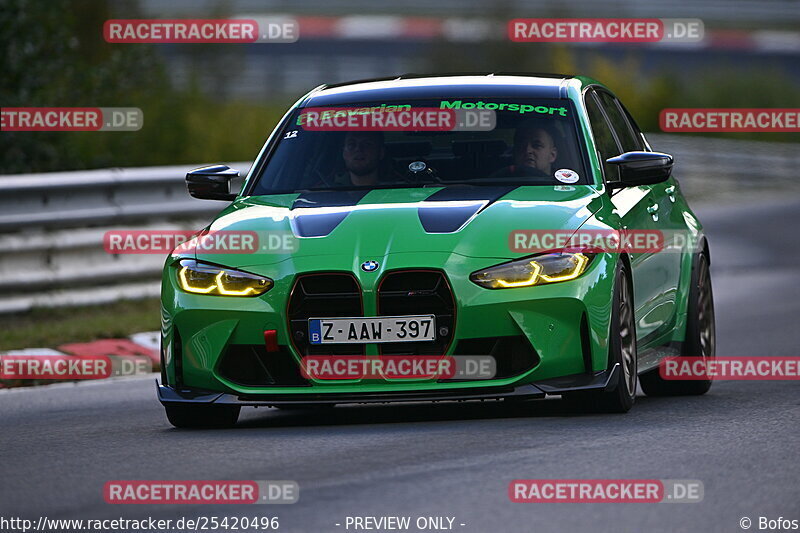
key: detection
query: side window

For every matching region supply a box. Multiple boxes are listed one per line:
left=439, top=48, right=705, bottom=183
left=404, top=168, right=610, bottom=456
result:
left=585, top=91, right=622, bottom=182
left=617, top=98, right=650, bottom=150
left=596, top=92, right=642, bottom=152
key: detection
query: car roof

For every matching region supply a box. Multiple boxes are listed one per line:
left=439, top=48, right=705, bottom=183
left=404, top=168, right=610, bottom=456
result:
left=302, top=73, right=593, bottom=107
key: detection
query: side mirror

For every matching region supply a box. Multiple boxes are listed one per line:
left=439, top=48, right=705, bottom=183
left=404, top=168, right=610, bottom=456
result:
left=606, top=152, right=673, bottom=189
left=186, top=165, right=239, bottom=201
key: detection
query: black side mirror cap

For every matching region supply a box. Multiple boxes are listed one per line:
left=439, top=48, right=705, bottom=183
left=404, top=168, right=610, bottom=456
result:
left=186, top=165, right=239, bottom=201
left=606, top=151, right=673, bottom=189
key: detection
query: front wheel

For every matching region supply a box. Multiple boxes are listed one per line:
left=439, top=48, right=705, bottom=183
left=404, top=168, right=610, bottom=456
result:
left=640, top=251, right=715, bottom=396
left=565, top=261, right=637, bottom=413
left=164, top=404, right=240, bottom=429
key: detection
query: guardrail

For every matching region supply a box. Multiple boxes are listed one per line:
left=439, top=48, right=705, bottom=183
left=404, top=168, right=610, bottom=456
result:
left=0, top=162, right=248, bottom=314
left=1, top=135, right=798, bottom=314
left=141, top=0, right=800, bottom=24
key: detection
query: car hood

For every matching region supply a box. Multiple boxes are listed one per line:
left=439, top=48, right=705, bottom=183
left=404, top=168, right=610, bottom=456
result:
left=194, top=185, right=603, bottom=267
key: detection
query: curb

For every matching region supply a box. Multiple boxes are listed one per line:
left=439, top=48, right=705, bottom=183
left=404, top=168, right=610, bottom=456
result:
left=0, top=331, right=160, bottom=389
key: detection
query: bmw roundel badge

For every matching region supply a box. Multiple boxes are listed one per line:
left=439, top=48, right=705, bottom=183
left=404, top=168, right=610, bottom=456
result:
left=361, top=260, right=379, bottom=272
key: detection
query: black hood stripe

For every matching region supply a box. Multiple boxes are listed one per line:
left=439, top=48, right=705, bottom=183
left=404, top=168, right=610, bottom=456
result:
left=291, top=211, right=351, bottom=237
left=290, top=186, right=518, bottom=237
left=418, top=185, right=517, bottom=233
left=418, top=202, right=487, bottom=233
left=290, top=190, right=370, bottom=237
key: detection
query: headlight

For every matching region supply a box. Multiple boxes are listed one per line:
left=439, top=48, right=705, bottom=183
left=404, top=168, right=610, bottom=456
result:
left=470, top=253, right=591, bottom=289
left=176, top=259, right=273, bottom=296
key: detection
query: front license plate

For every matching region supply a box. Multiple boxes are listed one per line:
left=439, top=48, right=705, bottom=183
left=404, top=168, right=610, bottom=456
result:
left=308, top=315, right=436, bottom=344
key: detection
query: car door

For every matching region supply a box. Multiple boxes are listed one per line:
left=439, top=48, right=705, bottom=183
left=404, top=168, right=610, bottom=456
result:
left=584, top=88, right=663, bottom=341
left=597, top=91, right=683, bottom=337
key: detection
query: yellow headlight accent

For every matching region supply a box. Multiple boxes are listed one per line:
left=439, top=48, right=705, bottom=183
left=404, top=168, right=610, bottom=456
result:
left=486, top=253, right=589, bottom=288
left=176, top=260, right=272, bottom=296
left=495, top=261, right=543, bottom=288
left=538, top=253, right=589, bottom=283
left=215, top=271, right=260, bottom=296
left=178, top=266, right=217, bottom=293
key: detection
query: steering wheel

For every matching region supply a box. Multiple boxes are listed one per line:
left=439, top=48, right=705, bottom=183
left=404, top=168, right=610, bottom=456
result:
left=311, top=167, right=335, bottom=188
left=517, top=165, right=550, bottom=178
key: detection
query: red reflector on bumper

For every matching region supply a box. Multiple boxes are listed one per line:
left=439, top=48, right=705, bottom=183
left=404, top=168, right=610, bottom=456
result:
left=264, top=330, right=279, bottom=352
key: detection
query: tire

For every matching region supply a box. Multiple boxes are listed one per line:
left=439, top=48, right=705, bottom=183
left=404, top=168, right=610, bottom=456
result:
left=640, top=251, right=715, bottom=396
left=164, top=404, right=240, bottom=429
left=565, top=261, right=637, bottom=413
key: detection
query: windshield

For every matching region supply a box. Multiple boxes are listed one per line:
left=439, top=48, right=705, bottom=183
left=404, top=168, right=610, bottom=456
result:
left=248, top=98, right=589, bottom=195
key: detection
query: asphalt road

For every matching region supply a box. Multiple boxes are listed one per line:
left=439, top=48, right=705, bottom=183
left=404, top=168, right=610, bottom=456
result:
left=1, top=198, right=799, bottom=533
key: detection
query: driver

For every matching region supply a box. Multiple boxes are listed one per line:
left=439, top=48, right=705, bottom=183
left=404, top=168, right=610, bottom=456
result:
left=332, top=131, right=386, bottom=187
left=494, top=120, right=559, bottom=178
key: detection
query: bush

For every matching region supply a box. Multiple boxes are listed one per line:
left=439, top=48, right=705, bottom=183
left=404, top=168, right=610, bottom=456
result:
left=0, top=0, right=288, bottom=173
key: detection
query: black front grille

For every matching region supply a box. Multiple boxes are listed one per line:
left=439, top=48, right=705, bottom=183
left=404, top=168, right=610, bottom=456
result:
left=377, top=270, right=454, bottom=355
left=287, top=273, right=364, bottom=355
left=451, top=335, right=539, bottom=379
left=217, top=345, right=308, bottom=387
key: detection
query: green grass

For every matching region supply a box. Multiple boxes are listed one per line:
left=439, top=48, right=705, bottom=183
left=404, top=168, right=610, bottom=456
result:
left=0, top=298, right=161, bottom=352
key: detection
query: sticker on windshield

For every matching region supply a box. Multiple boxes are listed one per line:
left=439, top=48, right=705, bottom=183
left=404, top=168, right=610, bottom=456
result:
left=554, top=169, right=579, bottom=184
left=440, top=101, right=568, bottom=116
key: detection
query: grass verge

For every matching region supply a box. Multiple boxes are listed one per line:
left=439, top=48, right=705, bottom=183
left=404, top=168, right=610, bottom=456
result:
left=0, top=298, right=161, bottom=351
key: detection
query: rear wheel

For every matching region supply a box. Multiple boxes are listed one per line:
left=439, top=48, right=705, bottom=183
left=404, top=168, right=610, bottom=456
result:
left=164, top=404, right=240, bottom=428
left=565, top=261, right=637, bottom=413
left=640, top=251, right=715, bottom=396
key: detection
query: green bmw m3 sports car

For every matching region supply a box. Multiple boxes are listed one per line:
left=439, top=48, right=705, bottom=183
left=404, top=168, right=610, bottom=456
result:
left=157, top=74, right=715, bottom=428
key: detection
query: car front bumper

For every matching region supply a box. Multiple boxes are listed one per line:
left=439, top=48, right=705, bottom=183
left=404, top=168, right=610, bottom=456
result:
left=157, top=363, right=620, bottom=406
left=159, top=251, right=618, bottom=400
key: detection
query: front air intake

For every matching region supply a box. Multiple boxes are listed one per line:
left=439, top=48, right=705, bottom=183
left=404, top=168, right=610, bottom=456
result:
left=377, top=270, right=455, bottom=355
left=287, top=273, right=365, bottom=356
